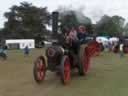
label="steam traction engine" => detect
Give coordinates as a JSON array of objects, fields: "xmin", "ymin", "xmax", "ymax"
[{"xmin": 33, "ymin": 12, "xmax": 101, "ymax": 85}]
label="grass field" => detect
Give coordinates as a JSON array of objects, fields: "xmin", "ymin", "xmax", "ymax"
[{"xmin": 0, "ymin": 49, "xmax": 128, "ymax": 96}]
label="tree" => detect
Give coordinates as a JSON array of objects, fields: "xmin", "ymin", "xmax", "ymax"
[
  {"xmin": 111, "ymin": 16, "xmax": 125, "ymax": 35},
  {"xmin": 3, "ymin": 2, "xmax": 50, "ymax": 43},
  {"xmin": 95, "ymin": 15, "xmax": 125, "ymax": 36},
  {"xmin": 0, "ymin": 28, "xmax": 5, "ymax": 45},
  {"xmin": 124, "ymin": 23, "xmax": 128, "ymax": 36}
]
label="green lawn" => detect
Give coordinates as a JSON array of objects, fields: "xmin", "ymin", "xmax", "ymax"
[{"xmin": 0, "ymin": 49, "xmax": 128, "ymax": 96}]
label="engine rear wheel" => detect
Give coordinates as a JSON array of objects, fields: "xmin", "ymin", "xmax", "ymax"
[
  {"xmin": 60, "ymin": 56, "xmax": 71, "ymax": 85},
  {"xmin": 78, "ymin": 45, "xmax": 90, "ymax": 76},
  {"xmin": 33, "ymin": 56, "xmax": 46, "ymax": 83}
]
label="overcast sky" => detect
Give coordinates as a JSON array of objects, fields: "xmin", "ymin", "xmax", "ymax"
[{"xmin": 0, "ymin": 0, "xmax": 128, "ymax": 28}]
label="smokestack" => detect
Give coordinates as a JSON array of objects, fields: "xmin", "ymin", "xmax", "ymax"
[{"xmin": 52, "ymin": 11, "xmax": 59, "ymax": 37}]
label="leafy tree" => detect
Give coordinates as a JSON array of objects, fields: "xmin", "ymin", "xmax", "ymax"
[
  {"xmin": 95, "ymin": 15, "xmax": 125, "ymax": 36},
  {"xmin": 124, "ymin": 23, "xmax": 128, "ymax": 36},
  {"xmin": 3, "ymin": 2, "xmax": 50, "ymax": 43},
  {"xmin": 0, "ymin": 28, "xmax": 5, "ymax": 45}
]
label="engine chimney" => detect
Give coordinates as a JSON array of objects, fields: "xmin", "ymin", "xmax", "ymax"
[{"xmin": 52, "ymin": 11, "xmax": 59, "ymax": 38}]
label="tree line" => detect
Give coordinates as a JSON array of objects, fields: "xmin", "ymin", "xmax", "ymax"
[{"xmin": 0, "ymin": 2, "xmax": 128, "ymax": 45}]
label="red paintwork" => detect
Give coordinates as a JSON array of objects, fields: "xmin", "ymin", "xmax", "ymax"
[
  {"xmin": 82, "ymin": 41, "xmax": 100, "ymax": 74},
  {"xmin": 36, "ymin": 58, "xmax": 45, "ymax": 81},
  {"xmin": 63, "ymin": 56, "xmax": 71, "ymax": 83}
]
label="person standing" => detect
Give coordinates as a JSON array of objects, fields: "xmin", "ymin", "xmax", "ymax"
[
  {"xmin": 0, "ymin": 45, "xmax": 7, "ymax": 60},
  {"xmin": 24, "ymin": 46, "xmax": 30, "ymax": 56},
  {"xmin": 119, "ymin": 43, "xmax": 124, "ymax": 57}
]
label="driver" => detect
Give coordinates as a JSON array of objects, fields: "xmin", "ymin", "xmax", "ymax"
[
  {"xmin": 77, "ymin": 25, "xmax": 88, "ymax": 42},
  {"xmin": 65, "ymin": 25, "xmax": 89, "ymax": 48}
]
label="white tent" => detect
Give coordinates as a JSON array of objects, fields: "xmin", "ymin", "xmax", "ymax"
[
  {"xmin": 109, "ymin": 37, "xmax": 119, "ymax": 43},
  {"xmin": 6, "ymin": 39, "xmax": 35, "ymax": 49},
  {"xmin": 96, "ymin": 37, "xmax": 109, "ymax": 43}
]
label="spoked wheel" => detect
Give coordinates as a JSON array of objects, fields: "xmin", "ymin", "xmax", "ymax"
[
  {"xmin": 60, "ymin": 55, "xmax": 71, "ymax": 85},
  {"xmin": 78, "ymin": 45, "xmax": 91, "ymax": 76},
  {"xmin": 33, "ymin": 56, "xmax": 46, "ymax": 83}
]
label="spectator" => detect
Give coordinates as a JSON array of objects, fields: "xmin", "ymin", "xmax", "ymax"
[
  {"xmin": 119, "ymin": 43, "xmax": 124, "ymax": 57},
  {"xmin": 24, "ymin": 46, "xmax": 30, "ymax": 56},
  {"xmin": 0, "ymin": 45, "xmax": 7, "ymax": 60}
]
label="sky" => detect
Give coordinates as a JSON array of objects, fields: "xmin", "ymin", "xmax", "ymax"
[{"xmin": 0, "ymin": 0, "xmax": 128, "ymax": 28}]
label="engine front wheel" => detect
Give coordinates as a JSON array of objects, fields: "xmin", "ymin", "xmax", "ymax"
[
  {"xmin": 33, "ymin": 56, "xmax": 46, "ymax": 84},
  {"xmin": 60, "ymin": 56, "xmax": 71, "ymax": 85}
]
